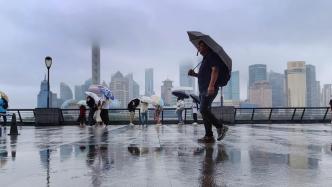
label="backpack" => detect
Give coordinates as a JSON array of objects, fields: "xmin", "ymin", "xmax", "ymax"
[
  {"xmin": 3, "ymin": 99, "xmax": 8, "ymax": 109},
  {"xmin": 217, "ymin": 61, "xmax": 231, "ymax": 87}
]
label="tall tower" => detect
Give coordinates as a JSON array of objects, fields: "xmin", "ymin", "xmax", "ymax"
[
  {"xmin": 248, "ymin": 64, "xmax": 267, "ymax": 87},
  {"xmin": 286, "ymin": 61, "xmax": 306, "ymax": 107},
  {"xmin": 92, "ymin": 44, "xmax": 100, "ymax": 85},
  {"xmin": 223, "ymin": 71, "xmax": 240, "ymax": 101},
  {"xmin": 145, "ymin": 68, "xmax": 154, "ymax": 96}
]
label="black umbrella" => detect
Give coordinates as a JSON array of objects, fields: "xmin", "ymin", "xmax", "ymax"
[
  {"xmin": 128, "ymin": 98, "xmax": 140, "ymax": 109},
  {"xmin": 172, "ymin": 90, "xmax": 189, "ymax": 99},
  {"xmin": 190, "ymin": 94, "xmax": 200, "ymax": 104}
]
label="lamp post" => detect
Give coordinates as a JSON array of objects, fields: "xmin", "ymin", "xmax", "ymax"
[{"xmin": 45, "ymin": 56, "xmax": 52, "ymax": 108}]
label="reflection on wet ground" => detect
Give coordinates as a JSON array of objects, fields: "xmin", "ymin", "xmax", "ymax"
[{"xmin": 1, "ymin": 124, "xmax": 332, "ymax": 186}]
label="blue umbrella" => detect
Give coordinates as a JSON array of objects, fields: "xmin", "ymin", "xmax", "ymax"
[{"xmin": 100, "ymin": 87, "xmax": 114, "ymax": 100}]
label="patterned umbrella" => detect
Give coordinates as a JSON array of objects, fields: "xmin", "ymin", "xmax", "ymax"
[{"xmin": 150, "ymin": 95, "xmax": 164, "ymax": 107}]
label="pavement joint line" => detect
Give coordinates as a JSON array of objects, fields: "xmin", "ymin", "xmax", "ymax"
[{"xmin": 37, "ymin": 125, "xmax": 130, "ymax": 152}]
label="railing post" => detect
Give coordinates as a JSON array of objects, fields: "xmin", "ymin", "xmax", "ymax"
[
  {"xmin": 17, "ymin": 110, "xmax": 23, "ymax": 123},
  {"xmin": 268, "ymin": 108, "xmax": 273, "ymax": 121},
  {"xmin": 138, "ymin": 108, "xmax": 141, "ymax": 125},
  {"xmin": 234, "ymin": 108, "xmax": 237, "ymax": 123},
  {"xmin": 161, "ymin": 109, "xmax": 164, "ymax": 124},
  {"xmin": 291, "ymin": 108, "xmax": 297, "ymax": 121},
  {"xmin": 251, "ymin": 108, "xmax": 255, "ymax": 121},
  {"xmin": 323, "ymin": 107, "xmax": 329, "ymax": 121},
  {"xmin": 300, "ymin": 108, "xmax": 306, "ymax": 121},
  {"xmin": 184, "ymin": 108, "xmax": 187, "ymax": 124}
]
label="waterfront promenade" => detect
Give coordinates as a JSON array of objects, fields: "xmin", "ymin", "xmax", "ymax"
[{"xmin": 1, "ymin": 124, "xmax": 332, "ymax": 186}]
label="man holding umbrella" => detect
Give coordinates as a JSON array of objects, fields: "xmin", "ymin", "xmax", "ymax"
[{"xmin": 187, "ymin": 31, "xmax": 230, "ymax": 143}]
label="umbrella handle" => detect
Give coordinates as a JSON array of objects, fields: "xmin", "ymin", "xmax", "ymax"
[{"xmin": 193, "ymin": 62, "xmax": 201, "ymax": 71}]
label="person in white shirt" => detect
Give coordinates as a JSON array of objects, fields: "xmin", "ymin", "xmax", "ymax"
[
  {"xmin": 176, "ymin": 98, "xmax": 185, "ymax": 124},
  {"xmin": 192, "ymin": 101, "xmax": 199, "ymax": 124}
]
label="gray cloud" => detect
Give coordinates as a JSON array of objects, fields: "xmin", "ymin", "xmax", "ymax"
[{"xmin": 1, "ymin": 0, "xmax": 332, "ymax": 107}]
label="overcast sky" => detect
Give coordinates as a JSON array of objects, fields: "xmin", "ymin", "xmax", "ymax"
[{"xmin": 1, "ymin": 0, "xmax": 332, "ymax": 108}]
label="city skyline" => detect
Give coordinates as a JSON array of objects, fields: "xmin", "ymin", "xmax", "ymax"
[{"xmin": 1, "ymin": 0, "xmax": 332, "ymax": 108}]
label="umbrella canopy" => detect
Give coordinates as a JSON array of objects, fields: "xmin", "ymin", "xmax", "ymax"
[
  {"xmin": 100, "ymin": 86, "xmax": 115, "ymax": 100},
  {"xmin": 190, "ymin": 94, "xmax": 200, "ymax": 104},
  {"xmin": 128, "ymin": 98, "xmax": 140, "ymax": 107},
  {"xmin": 140, "ymin": 96, "xmax": 152, "ymax": 104},
  {"xmin": 172, "ymin": 90, "xmax": 189, "ymax": 99},
  {"xmin": 85, "ymin": 91, "xmax": 100, "ymax": 104},
  {"xmin": 187, "ymin": 31, "xmax": 232, "ymax": 72},
  {"xmin": 77, "ymin": 100, "xmax": 87, "ymax": 106},
  {"xmin": 150, "ymin": 95, "xmax": 164, "ymax": 107},
  {"xmin": 0, "ymin": 91, "xmax": 9, "ymax": 101},
  {"xmin": 88, "ymin": 85, "xmax": 103, "ymax": 95}
]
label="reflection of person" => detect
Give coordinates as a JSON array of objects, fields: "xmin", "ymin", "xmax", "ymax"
[
  {"xmin": 176, "ymin": 98, "xmax": 185, "ymax": 125},
  {"xmin": 86, "ymin": 96, "xmax": 96, "ymax": 126},
  {"xmin": 78, "ymin": 105, "xmax": 87, "ymax": 127},
  {"xmin": 329, "ymin": 99, "xmax": 332, "ymax": 124},
  {"xmin": 0, "ymin": 97, "xmax": 8, "ymax": 129},
  {"xmin": 127, "ymin": 101, "xmax": 136, "ymax": 126},
  {"xmin": 192, "ymin": 101, "xmax": 199, "ymax": 124},
  {"xmin": 188, "ymin": 41, "xmax": 228, "ymax": 143},
  {"xmin": 140, "ymin": 102, "xmax": 148, "ymax": 126},
  {"xmin": 154, "ymin": 105, "xmax": 162, "ymax": 125}
]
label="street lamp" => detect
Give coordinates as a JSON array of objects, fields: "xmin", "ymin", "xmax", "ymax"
[{"xmin": 45, "ymin": 56, "xmax": 52, "ymax": 108}]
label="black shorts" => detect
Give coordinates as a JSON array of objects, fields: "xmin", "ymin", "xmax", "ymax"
[{"xmin": 101, "ymin": 109, "xmax": 109, "ymax": 125}]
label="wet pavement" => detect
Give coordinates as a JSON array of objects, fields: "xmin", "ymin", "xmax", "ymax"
[{"xmin": 1, "ymin": 124, "xmax": 332, "ymax": 187}]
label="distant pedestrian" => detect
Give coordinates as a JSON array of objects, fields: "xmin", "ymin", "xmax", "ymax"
[
  {"xmin": 0, "ymin": 97, "xmax": 8, "ymax": 129},
  {"xmin": 94, "ymin": 100, "xmax": 103, "ymax": 126},
  {"xmin": 329, "ymin": 99, "xmax": 332, "ymax": 124},
  {"xmin": 78, "ymin": 105, "xmax": 86, "ymax": 127},
  {"xmin": 192, "ymin": 101, "xmax": 199, "ymax": 124},
  {"xmin": 100, "ymin": 96, "xmax": 110, "ymax": 126},
  {"xmin": 128, "ymin": 100, "xmax": 136, "ymax": 126},
  {"xmin": 86, "ymin": 96, "xmax": 96, "ymax": 126},
  {"xmin": 176, "ymin": 98, "xmax": 185, "ymax": 125},
  {"xmin": 140, "ymin": 102, "xmax": 148, "ymax": 126},
  {"xmin": 154, "ymin": 105, "xmax": 162, "ymax": 125},
  {"xmin": 188, "ymin": 41, "xmax": 228, "ymax": 143}
]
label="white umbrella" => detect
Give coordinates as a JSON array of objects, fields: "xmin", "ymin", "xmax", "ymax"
[
  {"xmin": 77, "ymin": 100, "xmax": 87, "ymax": 106},
  {"xmin": 150, "ymin": 95, "xmax": 164, "ymax": 107},
  {"xmin": 85, "ymin": 91, "xmax": 100, "ymax": 104},
  {"xmin": 140, "ymin": 96, "xmax": 152, "ymax": 104}
]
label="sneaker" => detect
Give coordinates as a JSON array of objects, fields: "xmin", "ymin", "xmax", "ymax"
[
  {"xmin": 129, "ymin": 123, "xmax": 134, "ymax": 126},
  {"xmin": 198, "ymin": 136, "xmax": 215, "ymax": 143},
  {"xmin": 217, "ymin": 126, "xmax": 228, "ymax": 141},
  {"xmin": 192, "ymin": 122, "xmax": 198, "ymax": 125}
]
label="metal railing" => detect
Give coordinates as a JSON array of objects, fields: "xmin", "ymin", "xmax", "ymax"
[{"xmin": 0, "ymin": 107, "xmax": 331, "ymax": 125}]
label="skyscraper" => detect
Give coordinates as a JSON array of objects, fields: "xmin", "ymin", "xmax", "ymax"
[
  {"xmin": 125, "ymin": 73, "xmax": 134, "ymax": 100},
  {"xmin": 145, "ymin": 68, "xmax": 154, "ymax": 96},
  {"xmin": 248, "ymin": 64, "xmax": 267, "ymax": 87},
  {"xmin": 286, "ymin": 61, "xmax": 306, "ymax": 107},
  {"xmin": 37, "ymin": 76, "xmax": 57, "ymax": 108},
  {"xmin": 60, "ymin": 82, "xmax": 73, "ymax": 101},
  {"xmin": 92, "ymin": 44, "xmax": 100, "ymax": 85},
  {"xmin": 179, "ymin": 63, "xmax": 195, "ymax": 91},
  {"xmin": 268, "ymin": 71, "xmax": 285, "ymax": 107},
  {"xmin": 321, "ymin": 84, "xmax": 332, "ymax": 107},
  {"xmin": 161, "ymin": 79, "xmax": 175, "ymax": 106},
  {"xmin": 133, "ymin": 81, "xmax": 140, "ymax": 99},
  {"xmin": 248, "ymin": 80, "xmax": 272, "ymax": 107},
  {"xmin": 223, "ymin": 71, "xmax": 240, "ymax": 101},
  {"xmin": 110, "ymin": 71, "xmax": 129, "ymax": 108},
  {"xmin": 306, "ymin": 65, "xmax": 320, "ymax": 107},
  {"xmin": 74, "ymin": 79, "xmax": 92, "ymax": 101}
]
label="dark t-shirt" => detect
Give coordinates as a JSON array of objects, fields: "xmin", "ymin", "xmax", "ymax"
[{"xmin": 198, "ymin": 52, "xmax": 220, "ymax": 94}]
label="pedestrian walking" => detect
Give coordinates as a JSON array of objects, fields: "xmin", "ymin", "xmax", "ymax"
[
  {"xmin": 154, "ymin": 105, "xmax": 162, "ymax": 125},
  {"xmin": 176, "ymin": 98, "xmax": 185, "ymax": 124},
  {"xmin": 188, "ymin": 39, "xmax": 230, "ymax": 143},
  {"xmin": 100, "ymin": 96, "xmax": 110, "ymax": 126},
  {"xmin": 0, "ymin": 97, "xmax": 8, "ymax": 129},
  {"xmin": 78, "ymin": 105, "xmax": 86, "ymax": 127},
  {"xmin": 86, "ymin": 96, "xmax": 96, "ymax": 126},
  {"xmin": 140, "ymin": 102, "xmax": 148, "ymax": 126},
  {"xmin": 192, "ymin": 101, "xmax": 199, "ymax": 124},
  {"xmin": 94, "ymin": 100, "xmax": 103, "ymax": 126}
]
